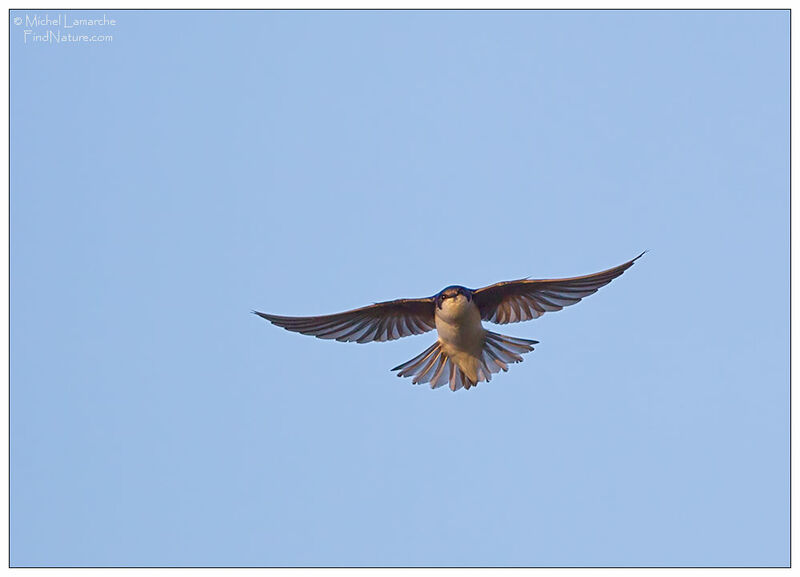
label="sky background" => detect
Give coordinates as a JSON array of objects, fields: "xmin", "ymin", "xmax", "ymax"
[{"xmin": 10, "ymin": 9, "xmax": 789, "ymax": 567}]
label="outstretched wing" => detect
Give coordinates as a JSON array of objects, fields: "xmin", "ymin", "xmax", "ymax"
[
  {"xmin": 253, "ymin": 297, "xmax": 436, "ymax": 343},
  {"xmin": 473, "ymin": 252, "xmax": 644, "ymax": 325}
]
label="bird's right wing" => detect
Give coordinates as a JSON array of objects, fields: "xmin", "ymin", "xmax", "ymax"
[{"xmin": 253, "ymin": 297, "xmax": 436, "ymax": 343}]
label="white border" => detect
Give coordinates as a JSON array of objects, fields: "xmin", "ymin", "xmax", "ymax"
[{"xmin": 3, "ymin": 3, "xmax": 792, "ymax": 576}]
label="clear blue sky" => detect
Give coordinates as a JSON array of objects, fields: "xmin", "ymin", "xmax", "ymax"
[{"xmin": 10, "ymin": 9, "xmax": 788, "ymax": 567}]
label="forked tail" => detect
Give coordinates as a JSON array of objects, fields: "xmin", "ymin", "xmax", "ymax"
[{"xmin": 391, "ymin": 331, "xmax": 538, "ymax": 392}]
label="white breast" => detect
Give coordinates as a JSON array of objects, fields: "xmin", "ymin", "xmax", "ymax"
[{"xmin": 434, "ymin": 295, "xmax": 485, "ymax": 356}]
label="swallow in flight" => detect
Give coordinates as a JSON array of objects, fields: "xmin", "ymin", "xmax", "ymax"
[{"xmin": 255, "ymin": 253, "xmax": 644, "ymax": 392}]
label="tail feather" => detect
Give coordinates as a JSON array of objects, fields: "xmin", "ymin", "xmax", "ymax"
[
  {"xmin": 391, "ymin": 331, "xmax": 538, "ymax": 392},
  {"xmin": 393, "ymin": 341, "xmax": 438, "ymax": 379}
]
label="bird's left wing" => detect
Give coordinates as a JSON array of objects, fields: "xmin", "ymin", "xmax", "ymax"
[
  {"xmin": 473, "ymin": 252, "xmax": 644, "ymax": 325},
  {"xmin": 253, "ymin": 297, "xmax": 436, "ymax": 343}
]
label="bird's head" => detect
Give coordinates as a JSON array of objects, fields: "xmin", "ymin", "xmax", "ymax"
[{"xmin": 435, "ymin": 285, "xmax": 473, "ymax": 309}]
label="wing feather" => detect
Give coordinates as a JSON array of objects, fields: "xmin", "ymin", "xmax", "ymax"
[
  {"xmin": 254, "ymin": 297, "xmax": 436, "ymax": 343},
  {"xmin": 474, "ymin": 252, "xmax": 644, "ymax": 325}
]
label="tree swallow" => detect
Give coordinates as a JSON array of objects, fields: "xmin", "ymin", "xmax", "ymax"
[{"xmin": 255, "ymin": 253, "xmax": 644, "ymax": 392}]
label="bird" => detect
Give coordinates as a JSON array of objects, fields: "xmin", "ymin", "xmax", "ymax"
[{"xmin": 254, "ymin": 252, "xmax": 644, "ymax": 392}]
